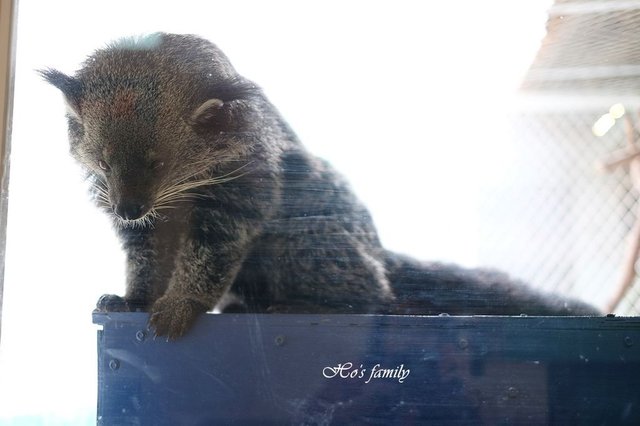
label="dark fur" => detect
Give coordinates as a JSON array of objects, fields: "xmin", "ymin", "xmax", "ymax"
[{"xmin": 42, "ymin": 33, "xmax": 599, "ymax": 339}]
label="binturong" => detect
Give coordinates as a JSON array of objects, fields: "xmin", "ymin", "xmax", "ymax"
[{"xmin": 41, "ymin": 33, "xmax": 600, "ymax": 339}]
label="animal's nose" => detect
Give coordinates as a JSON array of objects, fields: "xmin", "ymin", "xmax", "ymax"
[{"xmin": 112, "ymin": 202, "xmax": 147, "ymax": 220}]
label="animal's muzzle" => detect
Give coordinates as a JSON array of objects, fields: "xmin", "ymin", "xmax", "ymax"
[{"xmin": 112, "ymin": 202, "xmax": 147, "ymax": 221}]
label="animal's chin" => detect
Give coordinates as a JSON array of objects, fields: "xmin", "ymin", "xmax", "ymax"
[{"xmin": 112, "ymin": 209, "xmax": 156, "ymax": 228}]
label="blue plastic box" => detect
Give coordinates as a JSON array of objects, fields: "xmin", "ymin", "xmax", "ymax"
[{"xmin": 94, "ymin": 313, "xmax": 640, "ymax": 425}]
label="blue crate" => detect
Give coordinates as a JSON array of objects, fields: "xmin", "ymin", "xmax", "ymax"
[{"xmin": 94, "ymin": 313, "xmax": 640, "ymax": 425}]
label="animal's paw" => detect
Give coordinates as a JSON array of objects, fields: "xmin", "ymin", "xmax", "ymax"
[
  {"xmin": 96, "ymin": 294, "xmax": 130, "ymax": 312},
  {"xmin": 149, "ymin": 295, "xmax": 209, "ymax": 340},
  {"xmin": 96, "ymin": 294, "xmax": 148, "ymax": 312}
]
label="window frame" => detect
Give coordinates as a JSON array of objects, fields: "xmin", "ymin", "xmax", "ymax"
[{"xmin": 0, "ymin": 0, "xmax": 18, "ymax": 344}]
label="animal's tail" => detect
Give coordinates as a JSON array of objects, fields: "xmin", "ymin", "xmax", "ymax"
[{"xmin": 384, "ymin": 252, "xmax": 601, "ymax": 316}]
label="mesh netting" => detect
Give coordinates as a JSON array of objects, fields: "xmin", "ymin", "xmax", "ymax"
[
  {"xmin": 479, "ymin": 1, "xmax": 640, "ymax": 314},
  {"xmin": 477, "ymin": 111, "xmax": 640, "ymax": 314}
]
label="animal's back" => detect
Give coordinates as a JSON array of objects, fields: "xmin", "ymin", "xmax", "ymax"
[{"xmin": 228, "ymin": 149, "xmax": 394, "ymax": 313}]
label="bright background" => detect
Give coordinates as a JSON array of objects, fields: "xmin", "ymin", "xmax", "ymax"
[{"xmin": 0, "ymin": 1, "xmax": 552, "ymax": 423}]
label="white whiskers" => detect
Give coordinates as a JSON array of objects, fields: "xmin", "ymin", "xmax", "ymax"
[
  {"xmin": 114, "ymin": 208, "xmax": 160, "ymax": 229},
  {"xmin": 90, "ymin": 160, "xmax": 252, "ymax": 229},
  {"xmin": 154, "ymin": 161, "xmax": 251, "ymax": 209}
]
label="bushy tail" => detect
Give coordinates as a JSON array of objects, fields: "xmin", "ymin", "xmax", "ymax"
[{"xmin": 384, "ymin": 252, "xmax": 601, "ymax": 316}]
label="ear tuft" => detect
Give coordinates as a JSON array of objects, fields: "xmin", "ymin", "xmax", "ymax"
[
  {"xmin": 38, "ymin": 68, "xmax": 82, "ymax": 98},
  {"xmin": 38, "ymin": 68, "xmax": 83, "ymax": 119},
  {"xmin": 190, "ymin": 98, "xmax": 225, "ymax": 127}
]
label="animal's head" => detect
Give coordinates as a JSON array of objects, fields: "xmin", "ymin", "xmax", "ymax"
[{"xmin": 41, "ymin": 33, "xmax": 259, "ymax": 226}]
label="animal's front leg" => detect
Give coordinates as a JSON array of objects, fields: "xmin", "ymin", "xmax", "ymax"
[
  {"xmin": 96, "ymin": 228, "xmax": 161, "ymax": 313},
  {"xmin": 149, "ymin": 223, "xmax": 251, "ymax": 339}
]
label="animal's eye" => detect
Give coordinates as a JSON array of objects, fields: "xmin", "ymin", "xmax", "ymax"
[
  {"xmin": 152, "ymin": 161, "xmax": 165, "ymax": 170},
  {"xmin": 98, "ymin": 160, "xmax": 111, "ymax": 171}
]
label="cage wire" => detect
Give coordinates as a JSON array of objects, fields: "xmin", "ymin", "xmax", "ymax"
[{"xmin": 476, "ymin": 0, "xmax": 640, "ymax": 315}]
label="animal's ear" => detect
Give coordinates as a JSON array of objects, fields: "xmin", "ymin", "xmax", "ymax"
[
  {"xmin": 39, "ymin": 68, "xmax": 83, "ymax": 121},
  {"xmin": 190, "ymin": 98, "xmax": 225, "ymax": 129}
]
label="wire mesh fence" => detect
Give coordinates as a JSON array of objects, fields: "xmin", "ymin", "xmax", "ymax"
[
  {"xmin": 476, "ymin": 0, "xmax": 640, "ymax": 315},
  {"xmin": 477, "ymin": 109, "xmax": 639, "ymax": 314}
]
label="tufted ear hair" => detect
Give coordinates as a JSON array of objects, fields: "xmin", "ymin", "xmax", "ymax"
[{"xmin": 39, "ymin": 68, "xmax": 83, "ymax": 121}]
